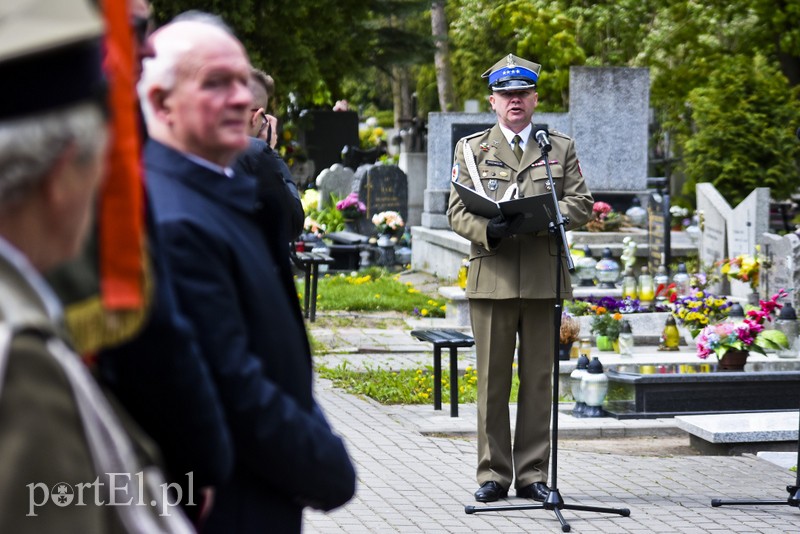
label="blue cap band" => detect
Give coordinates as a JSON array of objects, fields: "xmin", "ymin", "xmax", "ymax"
[{"xmin": 488, "ymin": 66, "xmax": 538, "ymax": 86}]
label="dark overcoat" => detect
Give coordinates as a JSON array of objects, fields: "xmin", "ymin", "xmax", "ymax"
[{"xmin": 145, "ymin": 140, "xmax": 356, "ymax": 533}]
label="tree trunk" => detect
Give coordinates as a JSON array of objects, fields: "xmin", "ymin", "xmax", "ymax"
[
  {"xmin": 431, "ymin": 1, "xmax": 455, "ymax": 112},
  {"xmin": 392, "ymin": 65, "xmax": 412, "ymax": 132}
]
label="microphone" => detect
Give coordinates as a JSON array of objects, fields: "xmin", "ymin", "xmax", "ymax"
[{"xmin": 534, "ymin": 126, "xmax": 552, "ymax": 153}]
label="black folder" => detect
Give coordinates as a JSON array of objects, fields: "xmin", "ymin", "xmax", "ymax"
[{"xmin": 452, "ymin": 181, "xmax": 557, "ymax": 233}]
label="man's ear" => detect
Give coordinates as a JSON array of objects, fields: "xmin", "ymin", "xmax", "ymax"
[
  {"xmin": 39, "ymin": 142, "xmax": 78, "ymax": 209},
  {"xmin": 250, "ymin": 107, "xmax": 265, "ymax": 128},
  {"xmin": 149, "ymin": 87, "xmax": 171, "ymax": 121}
]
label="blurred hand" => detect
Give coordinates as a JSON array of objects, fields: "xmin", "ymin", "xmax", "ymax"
[{"xmin": 487, "ymin": 213, "xmax": 524, "ymax": 239}]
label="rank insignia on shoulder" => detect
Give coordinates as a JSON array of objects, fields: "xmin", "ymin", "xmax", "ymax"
[
  {"xmin": 479, "ymin": 142, "xmax": 490, "ymax": 152},
  {"xmin": 451, "ymin": 163, "xmax": 460, "ymax": 182}
]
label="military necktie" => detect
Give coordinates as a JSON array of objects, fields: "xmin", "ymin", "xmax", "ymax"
[{"xmin": 512, "ymin": 134, "xmax": 523, "ymax": 162}]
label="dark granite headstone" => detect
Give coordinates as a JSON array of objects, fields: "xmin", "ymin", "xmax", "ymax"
[
  {"xmin": 341, "ymin": 145, "xmax": 383, "ymax": 171},
  {"xmin": 647, "ymin": 190, "xmax": 671, "ymax": 275},
  {"xmin": 299, "ymin": 109, "xmax": 359, "ymax": 172},
  {"xmin": 450, "ymin": 123, "xmax": 494, "ymax": 160},
  {"xmin": 355, "ymin": 164, "xmax": 408, "ymax": 233}
]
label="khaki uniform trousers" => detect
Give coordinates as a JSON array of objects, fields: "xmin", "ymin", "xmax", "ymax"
[{"xmin": 471, "ymin": 297, "xmax": 555, "ymax": 491}]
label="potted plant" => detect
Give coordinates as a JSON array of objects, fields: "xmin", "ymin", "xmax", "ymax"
[
  {"xmin": 696, "ymin": 289, "xmax": 790, "ymax": 370},
  {"xmin": 335, "ymin": 192, "xmax": 366, "ymax": 232},
  {"xmin": 559, "ymin": 312, "xmax": 581, "ymax": 360},
  {"xmin": 589, "ymin": 306, "xmax": 622, "ymax": 351},
  {"xmin": 671, "ymin": 290, "xmax": 732, "ymax": 340},
  {"xmin": 371, "ymin": 210, "xmax": 405, "ymax": 239}
]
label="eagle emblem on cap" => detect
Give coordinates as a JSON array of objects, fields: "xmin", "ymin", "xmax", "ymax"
[{"xmin": 505, "ymin": 54, "xmax": 517, "ymax": 67}]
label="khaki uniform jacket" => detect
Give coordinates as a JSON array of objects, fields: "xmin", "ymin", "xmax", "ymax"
[
  {"xmin": 447, "ymin": 124, "xmax": 594, "ymax": 300},
  {"xmin": 0, "ymin": 251, "xmax": 192, "ymax": 533}
]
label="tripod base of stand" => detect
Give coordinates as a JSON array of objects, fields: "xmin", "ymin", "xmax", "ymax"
[
  {"xmin": 711, "ymin": 485, "xmax": 799, "ymax": 509},
  {"xmin": 465, "ymin": 488, "xmax": 631, "ymax": 532}
]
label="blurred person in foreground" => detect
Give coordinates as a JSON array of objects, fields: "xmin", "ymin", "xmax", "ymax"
[
  {"xmin": 0, "ymin": 0, "xmax": 193, "ymax": 531},
  {"xmin": 138, "ymin": 13, "xmax": 355, "ymax": 533},
  {"xmin": 46, "ymin": 0, "xmax": 233, "ymax": 524}
]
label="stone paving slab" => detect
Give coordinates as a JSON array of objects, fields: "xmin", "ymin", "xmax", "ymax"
[
  {"xmin": 306, "ymin": 313, "xmax": 799, "ymax": 532},
  {"xmin": 305, "ymin": 376, "xmax": 799, "ymax": 534},
  {"xmin": 675, "ymin": 411, "xmax": 800, "ymax": 444}
]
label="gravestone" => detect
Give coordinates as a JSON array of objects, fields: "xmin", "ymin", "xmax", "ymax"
[
  {"xmin": 696, "ymin": 183, "xmax": 730, "ymax": 269},
  {"xmin": 355, "ymin": 164, "xmax": 408, "ymax": 233},
  {"xmin": 399, "ymin": 152, "xmax": 426, "ymax": 227},
  {"xmin": 299, "ymin": 109, "xmax": 359, "ymax": 173},
  {"xmin": 569, "ymin": 66, "xmax": 650, "ymax": 193},
  {"xmin": 760, "ymin": 232, "xmax": 800, "ymax": 311},
  {"xmin": 316, "ymin": 164, "xmax": 356, "ymax": 209},
  {"xmin": 647, "ymin": 189, "xmax": 670, "ymax": 275},
  {"xmin": 728, "ymin": 188, "xmax": 770, "ymax": 258},
  {"xmin": 696, "ymin": 184, "xmax": 770, "ymax": 300}
]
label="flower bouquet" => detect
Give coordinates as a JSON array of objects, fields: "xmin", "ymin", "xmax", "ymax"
[
  {"xmin": 696, "ymin": 290, "xmax": 790, "ymax": 361},
  {"xmin": 335, "ymin": 192, "xmax": 366, "ymax": 220},
  {"xmin": 560, "ymin": 312, "xmax": 581, "ymax": 345},
  {"xmin": 671, "ymin": 290, "xmax": 731, "ymax": 338},
  {"xmin": 371, "ymin": 210, "xmax": 405, "ymax": 236},
  {"xmin": 583, "ymin": 201, "xmax": 624, "ymax": 232},
  {"xmin": 718, "ymin": 253, "xmax": 761, "ymax": 292}
]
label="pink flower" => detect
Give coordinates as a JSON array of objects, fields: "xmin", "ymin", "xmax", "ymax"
[{"xmin": 592, "ymin": 201, "xmax": 612, "ymax": 217}]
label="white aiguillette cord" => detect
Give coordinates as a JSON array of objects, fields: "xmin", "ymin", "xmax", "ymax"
[{"xmin": 459, "ymin": 139, "xmax": 519, "ymax": 202}]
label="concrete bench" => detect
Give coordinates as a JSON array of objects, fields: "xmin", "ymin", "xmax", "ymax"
[
  {"xmin": 410, "ymin": 329, "xmax": 475, "ymax": 417},
  {"xmin": 291, "ymin": 250, "xmax": 335, "ymax": 322},
  {"xmin": 675, "ymin": 411, "xmax": 800, "ymax": 455}
]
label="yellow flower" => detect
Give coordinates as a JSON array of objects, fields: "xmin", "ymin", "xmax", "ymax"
[{"xmin": 421, "ymin": 309, "xmax": 429, "ymax": 316}]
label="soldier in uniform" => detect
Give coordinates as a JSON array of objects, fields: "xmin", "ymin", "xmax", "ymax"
[{"xmin": 447, "ymin": 54, "xmax": 594, "ymax": 503}]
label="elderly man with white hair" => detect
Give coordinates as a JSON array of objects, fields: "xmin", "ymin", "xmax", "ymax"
[{"xmin": 138, "ymin": 13, "xmax": 356, "ymax": 533}]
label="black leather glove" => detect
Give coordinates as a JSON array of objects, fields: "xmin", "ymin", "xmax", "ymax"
[{"xmin": 486, "ymin": 213, "xmax": 524, "ymax": 239}]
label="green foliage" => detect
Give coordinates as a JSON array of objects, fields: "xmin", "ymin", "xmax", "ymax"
[
  {"xmin": 317, "ymin": 362, "xmax": 513, "ymax": 405},
  {"xmin": 151, "ymin": 0, "xmax": 432, "ymax": 110},
  {"xmin": 298, "ymin": 268, "xmax": 447, "ymax": 317},
  {"xmin": 300, "ymin": 190, "xmax": 345, "ymax": 234},
  {"xmin": 450, "ymin": 0, "xmax": 586, "ymax": 111},
  {"xmin": 590, "ymin": 311, "xmax": 622, "ymax": 340},
  {"xmin": 682, "ymin": 54, "xmax": 800, "ymax": 206}
]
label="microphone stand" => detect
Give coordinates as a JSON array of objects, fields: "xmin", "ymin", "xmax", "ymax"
[
  {"xmin": 710, "ymin": 407, "xmax": 799, "ymax": 510},
  {"xmin": 464, "ymin": 138, "xmax": 631, "ymax": 532}
]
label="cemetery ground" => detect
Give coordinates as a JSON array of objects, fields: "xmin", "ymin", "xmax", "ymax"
[{"xmin": 301, "ymin": 269, "xmax": 799, "ymax": 533}]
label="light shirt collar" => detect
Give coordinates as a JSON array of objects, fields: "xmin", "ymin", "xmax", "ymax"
[
  {"xmin": 0, "ymin": 235, "xmax": 63, "ymax": 322},
  {"xmin": 184, "ymin": 153, "xmax": 235, "ymax": 178},
  {"xmin": 498, "ymin": 122, "xmax": 532, "ymax": 151}
]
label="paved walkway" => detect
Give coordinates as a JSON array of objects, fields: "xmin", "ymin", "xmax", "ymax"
[{"xmin": 302, "ymin": 317, "xmax": 799, "ymax": 533}]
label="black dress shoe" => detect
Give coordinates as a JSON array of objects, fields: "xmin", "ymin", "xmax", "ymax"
[
  {"xmin": 474, "ymin": 481, "xmax": 508, "ymax": 503},
  {"xmin": 517, "ymin": 482, "xmax": 550, "ymax": 501}
]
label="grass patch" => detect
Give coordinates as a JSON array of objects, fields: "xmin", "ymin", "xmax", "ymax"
[
  {"xmin": 317, "ymin": 361, "xmax": 520, "ymax": 405},
  {"xmin": 297, "ymin": 267, "xmax": 446, "ymax": 318}
]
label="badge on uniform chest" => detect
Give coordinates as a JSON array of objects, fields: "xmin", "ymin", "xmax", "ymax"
[{"xmin": 488, "ymin": 179, "xmax": 498, "ymax": 191}]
